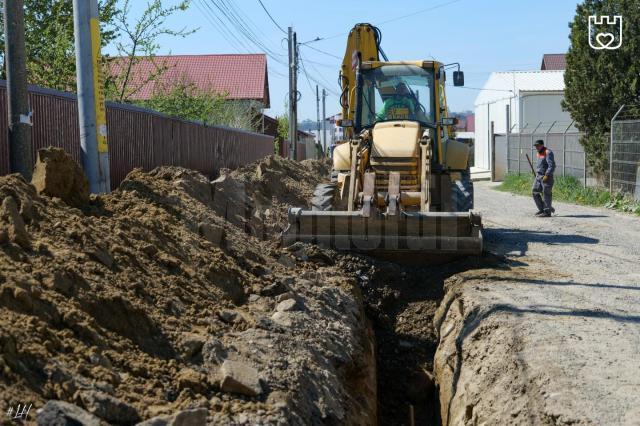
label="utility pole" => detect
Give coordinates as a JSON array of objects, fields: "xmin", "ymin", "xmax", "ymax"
[
  {"xmin": 4, "ymin": 0, "xmax": 33, "ymax": 179},
  {"xmin": 287, "ymin": 26, "xmax": 298, "ymax": 160},
  {"xmin": 73, "ymin": 0, "xmax": 110, "ymax": 193},
  {"xmin": 316, "ymin": 85, "xmax": 321, "ymax": 157},
  {"xmin": 322, "ymin": 88, "xmax": 327, "ymax": 154}
]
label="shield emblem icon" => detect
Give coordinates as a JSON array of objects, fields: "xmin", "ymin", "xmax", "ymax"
[{"xmin": 588, "ymin": 15, "xmax": 623, "ymax": 50}]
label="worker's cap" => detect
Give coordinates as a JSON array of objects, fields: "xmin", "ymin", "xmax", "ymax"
[{"xmin": 533, "ymin": 139, "xmax": 545, "ymax": 147}]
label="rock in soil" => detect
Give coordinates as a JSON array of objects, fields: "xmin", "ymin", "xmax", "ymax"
[
  {"xmin": 219, "ymin": 360, "xmax": 262, "ymax": 397},
  {"xmin": 31, "ymin": 147, "xmax": 89, "ymax": 208},
  {"xmin": 36, "ymin": 400, "xmax": 103, "ymax": 426},
  {"xmin": 275, "ymin": 298, "xmax": 299, "ymax": 312},
  {"xmin": 0, "ymin": 194, "xmax": 30, "ymax": 248},
  {"xmin": 136, "ymin": 407, "xmax": 207, "ymax": 426},
  {"xmin": 80, "ymin": 390, "xmax": 140, "ymax": 424}
]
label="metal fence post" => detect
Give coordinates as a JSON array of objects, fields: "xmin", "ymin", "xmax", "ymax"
[
  {"xmin": 562, "ymin": 121, "xmax": 573, "ymax": 178},
  {"xmin": 506, "ymin": 130, "xmax": 510, "ymax": 174},
  {"xmin": 546, "ymin": 120, "xmax": 555, "ymax": 171},
  {"xmin": 610, "ymin": 105, "xmax": 625, "ymax": 194},
  {"xmin": 583, "ymin": 150, "xmax": 587, "ymax": 187},
  {"xmin": 547, "ymin": 121, "xmax": 556, "ymax": 138},
  {"xmin": 531, "ymin": 122, "xmax": 542, "ymax": 168},
  {"xmin": 517, "ymin": 129, "xmax": 521, "ymax": 174}
]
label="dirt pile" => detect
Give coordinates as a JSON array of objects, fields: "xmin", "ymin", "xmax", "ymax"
[
  {"xmin": 433, "ymin": 257, "xmax": 542, "ymax": 425},
  {"xmin": 212, "ymin": 156, "xmax": 330, "ymax": 238},
  {"xmin": 31, "ymin": 147, "xmax": 90, "ymax": 209},
  {"xmin": 0, "ymin": 155, "xmax": 374, "ymax": 424}
]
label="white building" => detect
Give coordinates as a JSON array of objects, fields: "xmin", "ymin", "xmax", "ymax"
[
  {"xmin": 474, "ymin": 70, "xmax": 571, "ymax": 173},
  {"xmin": 309, "ymin": 113, "xmax": 344, "ymax": 149}
]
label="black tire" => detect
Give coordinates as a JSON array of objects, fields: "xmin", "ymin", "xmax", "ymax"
[
  {"xmin": 451, "ymin": 170, "xmax": 474, "ymax": 212},
  {"xmin": 311, "ymin": 183, "xmax": 338, "ymax": 211}
]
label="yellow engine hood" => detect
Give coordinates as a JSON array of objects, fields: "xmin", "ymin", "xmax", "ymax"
[{"xmin": 371, "ymin": 121, "xmax": 421, "ymax": 159}]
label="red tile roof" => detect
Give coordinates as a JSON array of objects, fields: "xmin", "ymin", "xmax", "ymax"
[
  {"xmin": 465, "ymin": 114, "xmax": 475, "ymax": 132},
  {"xmin": 113, "ymin": 54, "xmax": 270, "ymax": 107},
  {"xmin": 541, "ymin": 54, "xmax": 566, "ymax": 71}
]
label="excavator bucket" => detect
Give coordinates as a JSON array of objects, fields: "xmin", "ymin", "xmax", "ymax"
[{"xmin": 282, "ymin": 208, "xmax": 483, "ymax": 257}]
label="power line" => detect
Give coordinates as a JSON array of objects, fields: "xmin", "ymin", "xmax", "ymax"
[
  {"xmin": 298, "ymin": 54, "xmax": 316, "ymax": 95},
  {"xmin": 257, "ymin": 0, "xmax": 287, "ymax": 34},
  {"xmin": 199, "ymin": 0, "xmax": 340, "ymax": 113},
  {"xmin": 197, "ymin": 0, "xmax": 291, "ymax": 85},
  {"xmin": 448, "ymin": 85, "xmax": 514, "ymax": 93},
  {"xmin": 268, "ymin": 64, "xmax": 287, "ymax": 78},
  {"xmin": 210, "ymin": 0, "xmax": 286, "ymax": 61},
  {"xmin": 222, "ymin": 0, "xmax": 284, "ymax": 57},
  {"xmin": 226, "ymin": 0, "xmax": 273, "ymax": 41},
  {"xmin": 376, "ymin": 0, "xmax": 463, "ymax": 25},
  {"xmin": 197, "ymin": 0, "xmax": 290, "ymax": 74},
  {"xmin": 301, "ymin": 57, "xmax": 336, "ymax": 69},
  {"xmin": 301, "ymin": 44, "xmax": 342, "ymax": 60},
  {"xmin": 299, "ymin": 52, "xmax": 339, "ymax": 98},
  {"xmin": 307, "ymin": 0, "xmax": 467, "ymax": 43},
  {"xmin": 299, "ymin": 50, "xmax": 339, "ymax": 96},
  {"xmin": 205, "ymin": 0, "xmax": 278, "ymax": 59},
  {"xmin": 196, "ymin": 1, "xmax": 255, "ymax": 54}
]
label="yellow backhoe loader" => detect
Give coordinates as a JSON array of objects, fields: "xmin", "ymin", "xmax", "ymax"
[{"xmin": 283, "ymin": 23, "xmax": 482, "ymax": 256}]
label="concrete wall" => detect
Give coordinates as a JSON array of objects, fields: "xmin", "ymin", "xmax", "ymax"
[
  {"xmin": 475, "ymin": 91, "xmax": 570, "ymax": 174},
  {"xmin": 520, "ymin": 92, "xmax": 572, "ymax": 129},
  {"xmin": 474, "ymin": 97, "xmax": 516, "ymax": 171}
]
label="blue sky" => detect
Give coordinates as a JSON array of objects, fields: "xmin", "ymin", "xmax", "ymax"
[{"xmin": 120, "ymin": 0, "xmax": 580, "ymax": 120}]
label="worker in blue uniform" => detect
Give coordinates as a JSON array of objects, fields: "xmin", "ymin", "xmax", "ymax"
[{"xmin": 532, "ymin": 139, "xmax": 556, "ymax": 217}]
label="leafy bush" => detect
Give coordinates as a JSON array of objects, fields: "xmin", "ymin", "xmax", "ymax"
[
  {"xmin": 496, "ymin": 173, "xmax": 640, "ymax": 216},
  {"xmin": 138, "ymin": 81, "xmax": 261, "ymax": 131},
  {"xmin": 605, "ymin": 195, "xmax": 640, "ymax": 215}
]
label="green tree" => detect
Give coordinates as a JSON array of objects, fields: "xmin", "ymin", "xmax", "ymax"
[
  {"xmin": 277, "ymin": 114, "xmax": 289, "ymax": 141},
  {"xmin": 563, "ymin": 0, "xmax": 640, "ymax": 174},
  {"xmin": 0, "ymin": 0, "xmax": 193, "ymax": 97},
  {"xmin": 0, "ymin": 0, "xmax": 118, "ymax": 91},
  {"xmin": 138, "ymin": 80, "xmax": 261, "ymax": 131},
  {"xmin": 275, "ymin": 114, "xmax": 289, "ymax": 154},
  {"xmin": 107, "ymin": 0, "xmax": 196, "ymax": 102},
  {"xmin": 273, "ymin": 114, "xmax": 289, "ymax": 155}
]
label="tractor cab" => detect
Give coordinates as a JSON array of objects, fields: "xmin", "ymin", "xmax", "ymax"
[{"xmin": 356, "ymin": 62, "xmax": 437, "ymax": 131}]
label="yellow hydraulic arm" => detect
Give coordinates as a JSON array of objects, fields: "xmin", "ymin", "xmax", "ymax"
[{"xmin": 340, "ymin": 24, "xmax": 386, "ymax": 139}]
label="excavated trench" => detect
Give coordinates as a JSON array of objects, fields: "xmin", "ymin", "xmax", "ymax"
[
  {"xmin": 341, "ymin": 254, "xmax": 485, "ymax": 425},
  {"xmin": 0, "ymin": 151, "xmax": 500, "ymax": 424}
]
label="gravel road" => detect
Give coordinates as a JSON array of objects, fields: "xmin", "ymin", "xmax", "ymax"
[{"xmin": 434, "ymin": 181, "xmax": 640, "ymax": 425}]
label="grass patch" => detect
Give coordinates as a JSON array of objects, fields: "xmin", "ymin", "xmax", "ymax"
[{"xmin": 496, "ymin": 173, "xmax": 640, "ymax": 216}]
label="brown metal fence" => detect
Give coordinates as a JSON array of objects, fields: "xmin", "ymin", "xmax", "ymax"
[
  {"xmin": 280, "ymin": 139, "xmax": 308, "ymax": 161},
  {"xmin": 0, "ymin": 81, "xmax": 275, "ymax": 188}
]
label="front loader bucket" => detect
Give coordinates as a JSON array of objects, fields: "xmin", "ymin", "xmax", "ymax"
[{"xmin": 282, "ymin": 208, "xmax": 483, "ymax": 256}]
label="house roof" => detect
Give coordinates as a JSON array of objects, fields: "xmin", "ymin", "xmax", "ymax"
[
  {"xmin": 465, "ymin": 114, "xmax": 475, "ymax": 132},
  {"xmin": 114, "ymin": 54, "xmax": 270, "ymax": 107},
  {"xmin": 541, "ymin": 54, "xmax": 567, "ymax": 70},
  {"xmin": 474, "ymin": 70, "xmax": 565, "ymax": 106}
]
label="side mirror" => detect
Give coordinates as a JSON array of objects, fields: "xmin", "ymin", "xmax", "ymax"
[
  {"xmin": 453, "ymin": 71, "xmax": 465, "ymax": 87},
  {"xmin": 337, "ymin": 119, "xmax": 353, "ymax": 128},
  {"xmin": 441, "ymin": 117, "xmax": 459, "ymax": 126}
]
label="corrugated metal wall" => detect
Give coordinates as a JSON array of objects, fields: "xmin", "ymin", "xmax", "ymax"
[{"xmin": 0, "ymin": 81, "xmax": 275, "ymax": 188}]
